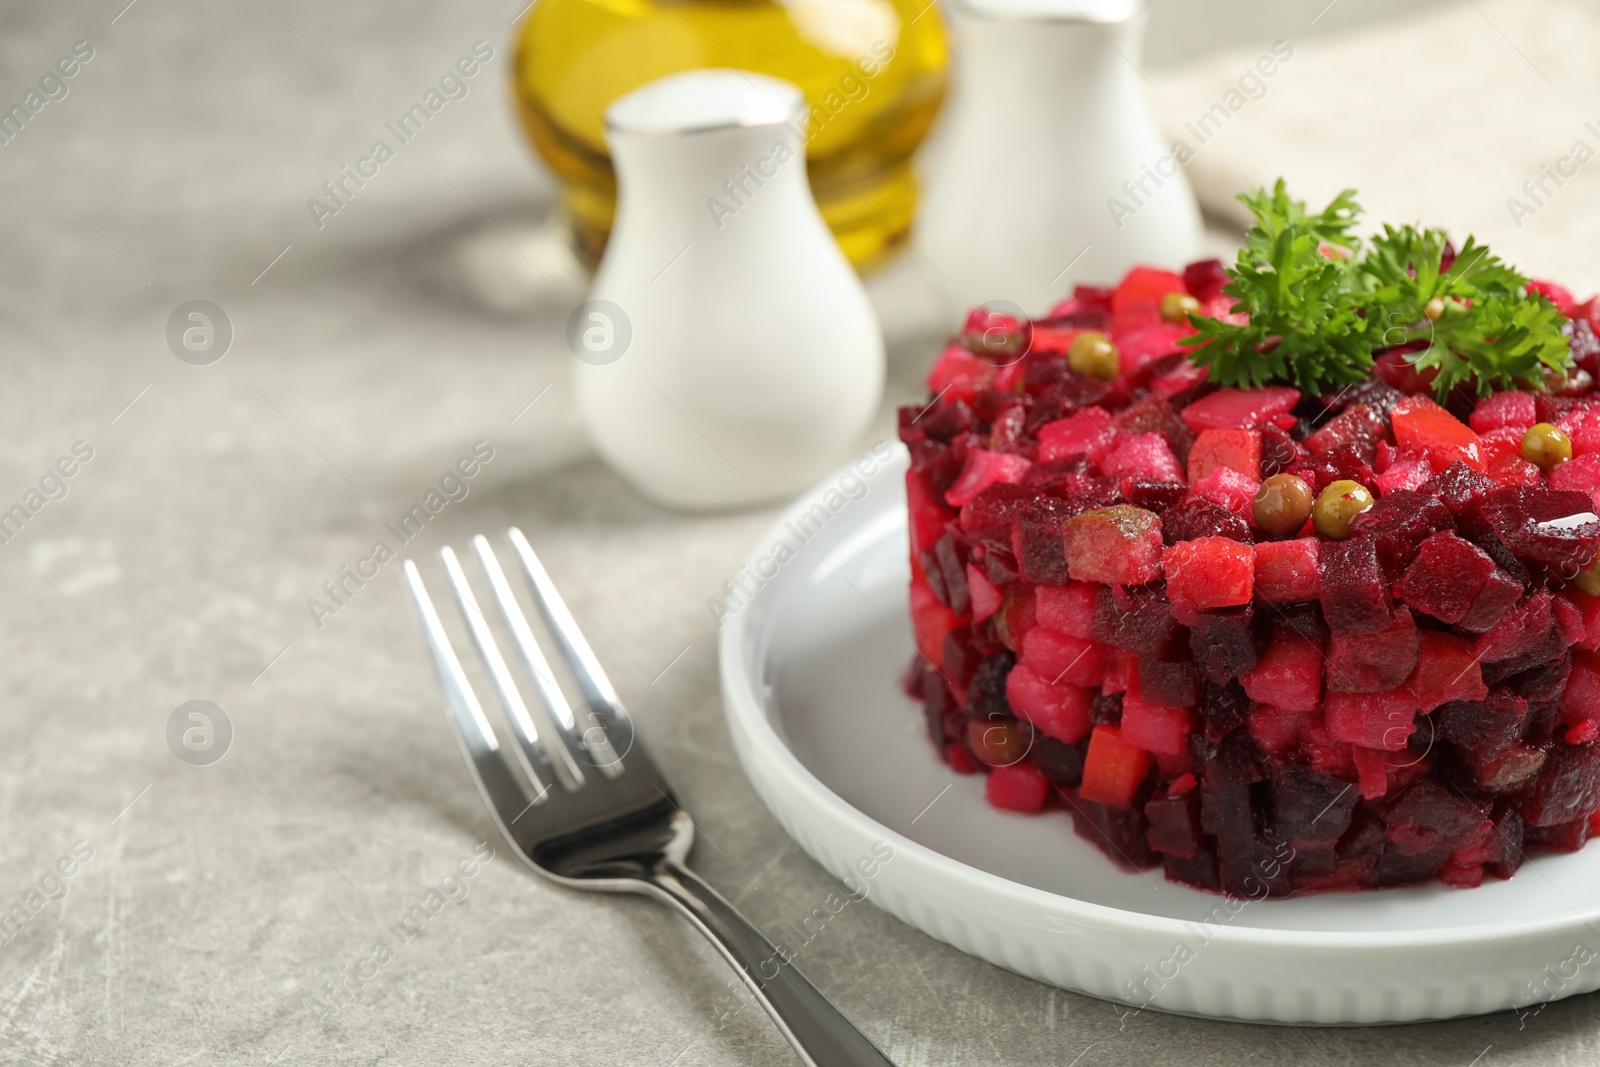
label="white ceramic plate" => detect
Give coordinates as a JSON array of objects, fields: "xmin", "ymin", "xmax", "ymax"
[{"xmin": 718, "ymin": 444, "xmax": 1600, "ymax": 1025}]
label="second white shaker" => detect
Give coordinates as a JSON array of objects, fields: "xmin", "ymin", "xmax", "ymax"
[
  {"xmin": 573, "ymin": 71, "xmax": 885, "ymax": 512},
  {"xmin": 917, "ymin": 0, "xmax": 1203, "ymax": 319}
]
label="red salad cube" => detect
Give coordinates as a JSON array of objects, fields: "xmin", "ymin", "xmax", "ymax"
[
  {"xmin": 1062, "ymin": 506, "xmax": 1164, "ymax": 585},
  {"xmin": 1325, "ymin": 688, "xmax": 1420, "ymax": 751},
  {"xmin": 1391, "ymin": 394, "xmax": 1487, "ymax": 472},
  {"xmin": 1551, "ymin": 453, "xmax": 1600, "ymax": 512},
  {"xmin": 966, "ymin": 564, "xmax": 1002, "ymax": 622},
  {"xmin": 1098, "ymin": 432, "xmax": 1185, "ymax": 484},
  {"xmin": 1162, "ymin": 536, "xmax": 1254, "ymax": 624},
  {"xmin": 1253, "ymin": 539, "xmax": 1321, "ymax": 603},
  {"xmin": 1373, "ymin": 450, "xmax": 1434, "ymax": 496},
  {"xmin": 1121, "ymin": 682, "xmax": 1193, "ymax": 755},
  {"xmin": 1562, "ymin": 651, "xmax": 1600, "ymax": 726},
  {"xmin": 1188, "ymin": 465, "xmax": 1260, "ymax": 522},
  {"xmin": 1327, "ymin": 608, "xmax": 1419, "ymax": 694},
  {"xmin": 1242, "ymin": 632, "xmax": 1323, "ymax": 712},
  {"xmin": 1188, "ymin": 429, "xmax": 1263, "ymax": 482},
  {"xmin": 910, "ymin": 578, "xmax": 960, "ymax": 668},
  {"xmin": 1470, "ymin": 391, "xmax": 1537, "ymax": 435},
  {"xmin": 1020, "ymin": 626, "xmax": 1104, "ymax": 687},
  {"xmin": 1180, "ymin": 387, "xmax": 1302, "ymax": 432},
  {"xmin": 1408, "ymin": 631, "xmax": 1488, "ymax": 711},
  {"xmin": 1035, "ymin": 583, "xmax": 1099, "ymax": 638},
  {"xmin": 1006, "ymin": 663, "xmax": 1091, "ymax": 743},
  {"xmin": 1038, "ymin": 408, "xmax": 1116, "ymax": 464},
  {"xmin": 945, "ymin": 448, "xmax": 1032, "ymax": 506},
  {"xmin": 926, "ymin": 345, "xmax": 993, "ymax": 402},
  {"xmin": 1080, "ymin": 724, "xmax": 1153, "ymax": 805},
  {"xmin": 986, "ymin": 762, "xmax": 1051, "ymax": 813}
]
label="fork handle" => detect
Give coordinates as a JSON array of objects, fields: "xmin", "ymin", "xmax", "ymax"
[{"xmin": 644, "ymin": 862, "xmax": 898, "ymax": 1067}]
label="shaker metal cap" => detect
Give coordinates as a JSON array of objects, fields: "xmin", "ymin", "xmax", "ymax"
[{"xmin": 606, "ymin": 69, "xmax": 805, "ymax": 137}]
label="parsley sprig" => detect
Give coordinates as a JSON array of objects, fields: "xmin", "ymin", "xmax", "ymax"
[{"xmin": 1184, "ymin": 180, "xmax": 1572, "ymax": 398}]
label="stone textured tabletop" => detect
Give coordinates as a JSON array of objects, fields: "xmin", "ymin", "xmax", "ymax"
[{"xmin": 1, "ymin": 0, "xmax": 1596, "ymax": 1064}]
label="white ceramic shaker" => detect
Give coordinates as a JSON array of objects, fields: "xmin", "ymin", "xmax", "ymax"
[
  {"xmin": 573, "ymin": 70, "xmax": 884, "ymax": 511},
  {"xmin": 917, "ymin": 0, "xmax": 1203, "ymax": 319}
]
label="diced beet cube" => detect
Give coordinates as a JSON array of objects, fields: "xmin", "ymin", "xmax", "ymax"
[
  {"xmin": 1145, "ymin": 785, "xmax": 1203, "ymax": 857},
  {"xmin": 959, "ymin": 483, "xmax": 1065, "ymax": 550},
  {"xmin": 1551, "ymin": 453, "xmax": 1600, "ymax": 513},
  {"xmin": 1267, "ymin": 760, "xmax": 1358, "ymax": 848},
  {"xmin": 910, "ymin": 579, "xmax": 960, "ymax": 668},
  {"xmin": 1420, "ymin": 461, "xmax": 1496, "ymax": 517},
  {"xmin": 1020, "ymin": 626, "xmax": 1104, "ymax": 687},
  {"xmin": 1410, "ymin": 631, "xmax": 1489, "ymax": 711},
  {"xmin": 1136, "ymin": 656, "xmax": 1200, "ymax": 709},
  {"xmin": 966, "ymin": 651, "xmax": 1016, "ymax": 720},
  {"xmin": 1254, "ymin": 538, "xmax": 1321, "ymax": 604},
  {"xmin": 1474, "ymin": 591, "xmax": 1557, "ymax": 666},
  {"xmin": 1121, "ymin": 480, "xmax": 1188, "ymax": 514},
  {"xmin": 986, "ymin": 762, "xmax": 1051, "ymax": 813},
  {"xmin": 1116, "ymin": 325, "xmax": 1191, "ymax": 378},
  {"xmin": 1080, "ymin": 724, "xmax": 1154, "ymax": 805},
  {"xmin": 1373, "ymin": 449, "xmax": 1434, "ymax": 497},
  {"xmin": 1351, "ymin": 745, "xmax": 1406, "ymax": 800},
  {"xmin": 1188, "ymin": 428, "xmax": 1262, "ymax": 482},
  {"xmin": 1522, "ymin": 741, "xmax": 1600, "ymax": 827},
  {"xmin": 1111, "ymin": 395, "xmax": 1195, "ymax": 461},
  {"xmin": 1188, "ymin": 466, "xmax": 1260, "ymax": 523},
  {"xmin": 1395, "ymin": 531, "xmax": 1496, "ymax": 624},
  {"xmin": 1006, "ymin": 663, "xmax": 1091, "ymax": 743},
  {"xmin": 1182, "ymin": 258, "xmax": 1229, "ymax": 301},
  {"xmin": 1391, "ymin": 394, "xmax": 1487, "ymax": 473},
  {"xmin": 1162, "ymin": 536, "xmax": 1254, "ymax": 624},
  {"xmin": 1320, "ymin": 537, "xmax": 1392, "ymax": 635},
  {"xmin": 1470, "ymin": 391, "xmax": 1537, "ymax": 435},
  {"xmin": 1099, "ymin": 432, "xmax": 1185, "ymax": 484},
  {"xmin": 945, "ymin": 448, "xmax": 1032, "ymax": 506},
  {"xmin": 1247, "ymin": 702, "xmax": 1317, "ymax": 755},
  {"xmin": 1162, "ymin": 495, "xmax": 1252, "ymax": 545},
  {"xmin": 966, "ymin": 564, "xmax": 1002, "ymax": 622},
  {"xmin": 1566, "ymin": 592, "xmax": 1600, "ymax": 651},
  {"xmin": 1347, "ymin": 490, "xmax": 1455, "ymax": 580},
  {"xmin": 1558, "ymin": 406, "xmax": 1600, "ymax": 457},
  {"xmin": 1458, "ymin": 567, "xmax": 1525, "ymax": 634},
  {"xmin": 1328, "ymin": 608, "xmax": 1419, "ymax": 694},
  {"xmin": 1305, "ymin": 402, "xmax": 1386, "ymax": 463},
  {"xmin": 1038, "ymin": 408, "xmax": 1116, "ymax": 464},
  {"xmin": 1466, "ymin": 485, "xmax": 1600, "ymax": 574},
  {"xmin": 1091, "ymin": 584, "xmax": 1182, "ymax": 657},
  {"xmin": 1062, "ymin": 505, "xmax": 1164, "ymax": 585},
  {"xmin": 1029, "ymin": 735, "xmax": 1085, "ymax": 787},
  {"xmin": 906, "ymin": 469, "xmax": 954, "ymax": 559},
  {"xmin": 1011, "ymin": 518, "xmax": 1071, "ymax": 586},
  {"xmin": 1070, "ymin": 793, "xmax": 1160, "ymax": 869},
  {"xmin": 926, "ymin": 345, "xmax": 994, "ymax": 402},
  {"xmin": 1180, "ymin": 387, "xmax": 1301, "ymax": 432},
  {"xmin": 1241, "ymin": 632, "xmax": 1323, "ymax": 712},
  {"xmin": 1032, "ymin": 582, "xmax": 1097, "ymax": 640},
  {"xmin": 1387, "ymin": 780, "xmax": 1491, "ymax": 856},
  {"xmin": 1188, "ymin": 607, "xmax": 1259, "ymax": 685},
  {"xmin": 1563, "ymin": 651, "xmax": 1600, "ymax": 726},
  {"xmin": 1121, "ymin": 682, "xmax": 1193, "ymax": 756},
  {"xmin": 927, "ymin": 533, "xmax": 970, "ymax": 615},
  {"xmin": 1325, "ymin": 688, "xmax": 1420, "ymax": 751}
]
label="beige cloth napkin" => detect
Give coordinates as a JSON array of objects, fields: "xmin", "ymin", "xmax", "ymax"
[{"xmin": 1149, "ymin": 0, "xmax": 1600, "ymax": 295}]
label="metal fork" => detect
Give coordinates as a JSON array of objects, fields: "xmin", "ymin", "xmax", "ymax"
[{"xmin": 401, "ymin": 527, "xmax": 897, "ymax": 1067}]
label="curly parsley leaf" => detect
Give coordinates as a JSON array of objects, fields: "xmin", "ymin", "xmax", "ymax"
[{"xmin": 1182, "ymin": 180, "xmax": 1572, "ymax": 398}]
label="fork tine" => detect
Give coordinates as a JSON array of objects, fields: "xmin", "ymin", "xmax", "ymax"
[
  {"xmin": 439, "ymin": 546, "xmax": 556, "ymax": 800},
  {"xmin": 506, "ymin": 528, "xmax": 627, "ymax": 772},
  {"xmin": 471, "ymin": 534, "xmax": 586, "ymax": 791},
  {"xmin": 400, "ymin": 560, "xmax": 542, "ymax": 834}
]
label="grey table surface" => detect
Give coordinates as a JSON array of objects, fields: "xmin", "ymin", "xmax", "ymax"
[{"xmin": 1, "ymin": 0, "xmax": 1595, "ymax": 1064}]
